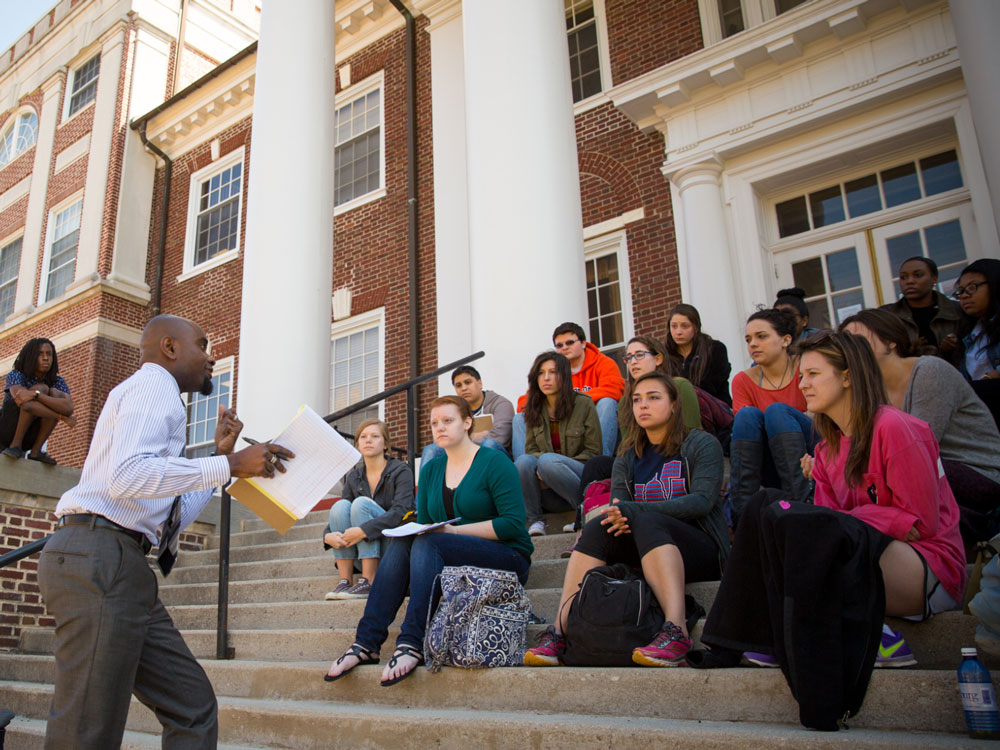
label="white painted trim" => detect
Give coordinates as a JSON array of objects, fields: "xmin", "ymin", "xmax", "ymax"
[
  {"xmin": 183, "ymin": 146, "xmax": 245, "ymax": 276},
  {"xmin": 334, "ymin": 71, "xmax": 386, "ymax": 211},
  {"xmin": 568, "ymin": 0, "xmax": 612, "ymax": 111},
  {"xmin": 38, "ymin": 190, "xmax": 84, "ymax": 306},
  {"xmin": 329, "ymin": 306, "xmax": 386, "ymax": 420},
  {"xmin": 60, "ymin": 47, "xmax": 102, "ymax": 124},
  {"xmin": 0, "ymin": 316, "xmax": 142, "ymax": 374},
  {"xmin": 582, "ymin": 207, "xmax": 645, "ymax": 240},
  {"xmin": 0, "ymin": 106, "xmax": 40, "ymax": 167},
  {"xmin": 53, "ymin": 133, "xmax": 90, "ymax": 173},
  {"xmin": 0, "ymin": 175, "xmax": 30, "ymax": 212},
  {"xmin": 181, "ymin": 354, "xmax": 236, "ymax": 456},
  {"xmin": 584, "ymin": 230, "xmax": 634, "ymax": 350}
]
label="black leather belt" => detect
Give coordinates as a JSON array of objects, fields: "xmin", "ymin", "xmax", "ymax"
[{"xmin": 57, "ymin": 513, "xmax": 153, "ymax": 554}]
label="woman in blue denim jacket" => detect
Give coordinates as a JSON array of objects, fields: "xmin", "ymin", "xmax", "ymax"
[{"xmin": 956, "ymin": 258, "xmax": 1000, "ymax": 429}]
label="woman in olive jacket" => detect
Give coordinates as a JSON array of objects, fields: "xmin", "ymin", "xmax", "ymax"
[{"xmin": 515, "ymin": 351, "xmax": 602, "ymax": 535}]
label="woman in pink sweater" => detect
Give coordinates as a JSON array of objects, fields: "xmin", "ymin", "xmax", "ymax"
[{"xmin": 799, "ymin": 332, "xmax": 966, "ymax": 621}]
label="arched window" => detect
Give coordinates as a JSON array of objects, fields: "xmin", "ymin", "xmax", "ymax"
[{"xmin": 0, "ymin": 110, "xmax": 38, "ymax": 168}]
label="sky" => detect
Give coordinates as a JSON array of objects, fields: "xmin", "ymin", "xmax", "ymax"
[{"xmin": 0, "ymin": 0, "xmax": 59, "ymax": 53}]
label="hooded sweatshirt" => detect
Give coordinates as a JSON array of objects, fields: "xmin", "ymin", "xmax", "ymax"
[{"xmin": 516, "ymin": 342, "xmax": 625, "ymax": 411}]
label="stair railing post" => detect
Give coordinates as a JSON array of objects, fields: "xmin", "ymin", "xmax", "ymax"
[
  {"xmin": 407, "ymin": 384, "xmax": 417, "ymax": 475},
  {"xmin": 216, "ymin": 485, "xmax": 234, "ymax": 659}
]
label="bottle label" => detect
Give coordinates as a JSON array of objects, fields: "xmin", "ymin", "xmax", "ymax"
[{"xmin": 961, "ymin": 684, "xmax": 997, "ymax": 712}]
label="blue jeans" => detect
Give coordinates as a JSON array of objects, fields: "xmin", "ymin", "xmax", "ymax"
[
  {"xmin": 515, "ymin": 453, "xmax": 585, "ymax": 524},
  {"xmin": 328, "ymin": 497, "xmax": 387, "ymax": 561},
  {"xmin": 511, "ymin": 412, "xmax": 526, "ymax": 459},
  {"xmin": 594, "ymin": 397, "xmax": 618, "ymax": 457},
  {"xmin": 354, "ymin": 532, "xmax": 530, "ymax": 651},
  {"xmin": 421, "ymin": 438, "xmax": 508, "ymax": 467}
]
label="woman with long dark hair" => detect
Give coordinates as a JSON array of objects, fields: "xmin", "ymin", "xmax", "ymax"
[
  {"xmin": 324, "ymin": 395, "xmax": 531, "ymax": 685},
  {"xmin": 1, "ymin": 338, "xmax": 75, "ymax": 464},
  {"xmin": 525, "ymin": 372, "xmax": 727, "ymax": 667},
  {"xmin": 842, "ymin": 308, "xmax": 1000, "ymax": 545},
  {"xmin": 728, "ymin": 308, "xmax": 814, "ymax": 522},
  {"xmin": 665, "ymin": 303, "xmax": 732, "ymax": 406},
  {"xmin": 515, "ymin": 352, "xmax": 601, "ymax": 536}
]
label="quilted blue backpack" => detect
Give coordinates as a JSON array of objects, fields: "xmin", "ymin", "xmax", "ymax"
[{"xmin": 424, "ymin": 565, "xmax": 531, "ymax": 671}]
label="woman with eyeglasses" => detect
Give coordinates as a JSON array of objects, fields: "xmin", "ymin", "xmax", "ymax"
[
  {"xmin": 665, "ymin": 304, "xmax": 732, "ymax": 406},
  {"xmin": 879, "ymin": 256, "xmax": 961, "ymax": 363},
  {"xmin": 841, "ymin": 308, "xmax": 1000, "ymax": 546},
  {"xmin": 728, "ymin": 308, "xmax": 814, "ymax": 524},
  {"xmin": 955, "ymin": 258, "xmax": 1000, "ymax": 430},
  {"xmin": 515, "ymin": 352, "xmax": 602, "ymax": 536}
]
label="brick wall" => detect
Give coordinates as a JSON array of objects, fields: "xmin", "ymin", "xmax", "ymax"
[
  {"xmin": 0, "ymin": 501, "xmax": 55, "ymax": 649},
  {"xmin": 606, "ymin": 0, "xmax": 704, "ymax": 82}
]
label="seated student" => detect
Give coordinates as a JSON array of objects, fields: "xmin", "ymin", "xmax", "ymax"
[
  {"xmin": 322, "ymin": 418, "xmax": 415, "ymax": 600},
  {"xmin": 513, "ymin": 322, "xmax": 624, "ymax": 458},
  {"xmin": 421, "ymin": 365, "xmax": 514, "ymax": 465},
  {"xmin": 1, "ymin": 338, "xmax": 75, "ymax": 464},
  {"xmin": 880, "ymin": 256, "xmax": 961, "ymax": 362},
  {"xmin": 524, "ymin": 372, "xmax": 728, "ymax": 667},
  {"xmin": 955, "ymin": 259, "xmax": 1000, "ymax": 429},
  {"xmin": 774, "ymin": 287, "xmax": 823, "ymax": 341},
  {"xmin": 515, "ymin": 352, "xmax": 602, "ymax": 536},
  {"xmin": 701, "ymin": 333, "xmax": 966, "ymax": 721},
  {"xmin": 324, "ymin": 395, "xmax": 531, "ymax": 686},
  {"xmin": 842, "ymin": 308, "xmax": 1000, "ymax": 545},
  {"xmin": 665, "ymin": 303, "xmax": 732, "ymax": 406},
  {"xmin": 729, "ymin": 309, "xmax": 814, "ymax": 522}
]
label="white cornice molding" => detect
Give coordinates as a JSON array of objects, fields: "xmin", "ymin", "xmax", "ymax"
[{"xmin": 0, "ymin": 316, "xmax": 142, "ymax": 373}]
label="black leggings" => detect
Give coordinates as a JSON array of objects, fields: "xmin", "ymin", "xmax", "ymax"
[
  {"xmin": 944, "ymin": 459, "xmax": 1000, "ymax": 544},
  {"xmin": 574, "ymin": 512, "xmax": 721, "ymax": 582}
]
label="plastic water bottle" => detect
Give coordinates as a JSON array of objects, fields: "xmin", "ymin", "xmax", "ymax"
[{"xmin": 958, "ymin": 647, "xmax": 1000, "ymax": 739}]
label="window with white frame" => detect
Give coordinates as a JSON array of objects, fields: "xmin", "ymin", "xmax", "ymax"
[
  {"xmin": 0, "ymin": 236, "xmax": 21, "ymax": 323},
  {"xmin": 0, "ymin": 110, "xmax": 38, "ymax": 168},
  {"xmin": 185, "ymin": 357, "xmax": 233, "ymax": 459},
  {"xmin": 700, "ymin": 0, "xmax": 811, "ymax": 44},
  {"xmin": 44, "ymin": 200, "xmax": 82, "ymax": 302},
  {"xmin": 334, "ymin": 75, "xmax": 383, "ymax": 208},
  {"xmin": 566, "ymin": 0, "xmax": 602, "ymax": 103},
  {"xmin": 584, "ymin": 232, "xmax": 633, "ymax": 350},
  {"xmin": 68, "ymin": 54, "xmax": 100, "ymax": 117},
  {"xmin": 185, "ymin": 148, "xmax": 244, "ymax": 274},
  {"xmin": 330, "ymin": 309, "xmax": 384, "ymax": 438}
]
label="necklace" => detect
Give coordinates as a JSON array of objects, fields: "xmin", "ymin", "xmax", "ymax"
[{"xmin": 758, "ymin": 355, "xmax": 790, "ymax": 390}]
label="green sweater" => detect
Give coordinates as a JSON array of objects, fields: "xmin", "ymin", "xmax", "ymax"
[{"xmin": 417, "ymin": 447, "xmax": 534, "ymax": 560}]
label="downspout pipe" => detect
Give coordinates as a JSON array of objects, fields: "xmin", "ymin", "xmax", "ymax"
[
  {"xmin": 137, "ymin": 121, "xmax": 172, "ymax": 315},
  {"xmin": 389, "ymin": 0, "xmax": 420, "ymax": 464}
]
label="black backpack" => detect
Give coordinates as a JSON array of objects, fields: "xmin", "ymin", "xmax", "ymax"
[{"xmin": 561, "ymin": 563, "xmax": 665, "ymax": 666}]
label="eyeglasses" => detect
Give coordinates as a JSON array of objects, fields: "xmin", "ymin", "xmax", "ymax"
[
  {"xmin": 953, "ymin": 281, "xmax": 988, "ymax": 299},
  {"xmin": 554, "ymin": 339, "xmax": 579, "ymax": 349},
  {"xmin": 622, "ymin": 350, "xmax": 655, "ymax": 363}
]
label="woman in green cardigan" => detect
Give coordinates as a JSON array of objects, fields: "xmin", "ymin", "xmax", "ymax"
[
  {"xmin": 515, "ymin": 351, "xmax": 602, "ymax": 536},
  {"xmin": 324, "ymin": 395, "xmax": 533, "ymax": 687}
]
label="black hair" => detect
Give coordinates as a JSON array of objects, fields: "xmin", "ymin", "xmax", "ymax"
[
  {"xmin": 957, "ymin": 258, "xmax": 1000, "ymax": 348},
  {"xmin": 773, "ymin": 287, "xmax": 809, "ymax": 319},
  {"xmin": 899, "ymin": 255, "xmax": 938, "ymax": 278},
  {"xmin": 523, "ymin": 351, "xmax": 576, "ymax": 428},
  {"xmin": 552, "ymin": 321, "xmax": 587, "ymax": 344},
  {"xmin": 451, "ymin": 365, "xmax": 481, "ymax": 383},
  {"xmin": 747, "ymin": 307, "xmax": 798, "ymax": 339},
  {"xmin": 13, "ymin": 338, "xmax": 60, "ymax": 387}
]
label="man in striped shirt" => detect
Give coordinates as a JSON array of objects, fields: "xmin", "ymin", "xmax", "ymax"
[{"xmin": 37, "ymin": 315, "xmax": 293, "ymax": 750}]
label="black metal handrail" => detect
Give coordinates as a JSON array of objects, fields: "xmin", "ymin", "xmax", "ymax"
[
  {"xmin": 0, "ymin": 536, "xmax": 48, "ymax": 569},
  {"xmin": 213, "ymin": 349, "xmax": 485, "ymax": 658}
]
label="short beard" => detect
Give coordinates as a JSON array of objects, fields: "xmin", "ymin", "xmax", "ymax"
[{"xmin": 200, "ymin": 377, "xmax": 214, "ymax": 397}]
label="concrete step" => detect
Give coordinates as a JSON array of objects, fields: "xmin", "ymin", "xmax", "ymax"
[
  {"xmin": 238, "ymin": 508, "xmax": 330, "ymax": 533},
  {"xmin": 2, "ymin": 715, "xmax": 259, "ymax": 750},
  {"xmin": 0, "ymin": 676, "xmax": 980, "ymax": 745}
]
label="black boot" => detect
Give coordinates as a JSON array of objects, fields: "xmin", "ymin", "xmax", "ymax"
[
  {"xmin": 768, "ymin": 430, "xmax": 813, "ymax": 504},
  {"xmin": 728, "ymin": 439, "xmax": 764, "ymax": 524}
]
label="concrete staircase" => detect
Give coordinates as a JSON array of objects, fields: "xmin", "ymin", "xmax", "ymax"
[{"xmin": 0, "ymin": 508, "xmax": 988, "ymax": 748}]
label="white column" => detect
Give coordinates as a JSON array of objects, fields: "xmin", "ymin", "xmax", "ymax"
[
  {"xmin": 69, "ymin": 26, "xmax": 125, "ymax": 293},
  {"xmin": 424, "ymin": 0, "xmax": 471, "ymax": 397},
  {"xmin": 949, "ymin": 0, "xmax": 1000, "ymax": 246},
  {"xmin": 237, "ymin": 0, "xmax": 335, "ymax": 439},
  {"xmin": 671, "ymin": 160, "xmax": 744, "ymax": 370},
  {"xmin": 10, "ymin": 73, "xmax": 61, "ymax": 322},
  {"xmin": 463, "ymin": 0, "xmax": 587, "ymax": 405}
]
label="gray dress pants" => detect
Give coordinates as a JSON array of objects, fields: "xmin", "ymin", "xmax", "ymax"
[{"xmin": 37, "ymin": 523, "xmax": 217, "ymax": 749}]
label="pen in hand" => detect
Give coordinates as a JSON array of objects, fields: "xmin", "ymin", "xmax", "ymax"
[{"xmin": 242, "ymin": 436, "xmax": 294, "ymax": 460}]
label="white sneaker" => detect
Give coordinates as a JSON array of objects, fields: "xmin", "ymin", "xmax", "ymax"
[
  {"xmin": 528, "ymin": 521, "xmax": 546, "ymax": 536},
  {"xmin": 562, "ymin": 522, "xmax": 576, "ymax": 533}
]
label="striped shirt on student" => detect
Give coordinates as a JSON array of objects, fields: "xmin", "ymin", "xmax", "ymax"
[{"xmin": 55, "ymin": 363, "xmax": 231, "ymax": 545}]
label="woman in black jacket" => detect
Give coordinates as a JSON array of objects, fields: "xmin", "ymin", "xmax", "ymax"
[
  {"xmin": 665, "ymin": 303, "xmax": 732, "ymax": 406},
  {"xmin": 322, "ymin": 418, "xmax": 414, "ymax": 600}
]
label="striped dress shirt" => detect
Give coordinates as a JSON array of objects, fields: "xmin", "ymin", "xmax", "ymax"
[{"xmin": 55, "ymin": 362, "xmax": 231, "ymax": 544}]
